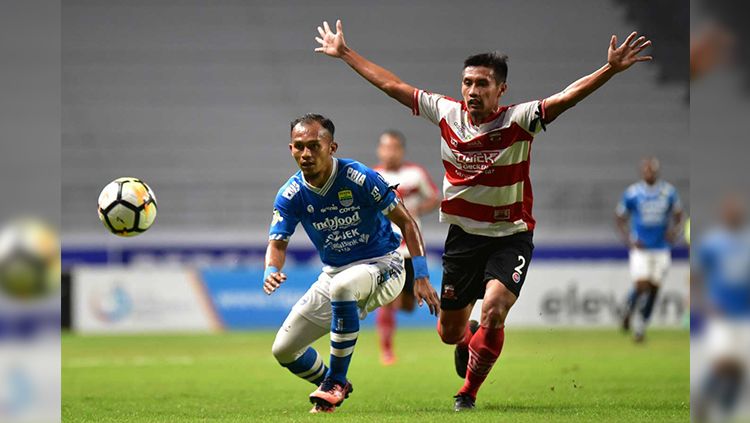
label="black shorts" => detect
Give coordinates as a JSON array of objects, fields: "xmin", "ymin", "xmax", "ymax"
[
  {"xmin": 402, "ymin": 257, "xmax": 415, "ymax": 296},
  {"xmin": 441, "ymin": 225, "xmax": 534, "ymax": 310}
]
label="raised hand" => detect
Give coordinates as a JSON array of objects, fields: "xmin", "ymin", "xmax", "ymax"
[
  {"xmin": 315, "ymin": 19, "xmax": 347, "ymax": 58},
  {"xmin": 608, "ymin": 31, "xmax": 653, "ymax": 73}
]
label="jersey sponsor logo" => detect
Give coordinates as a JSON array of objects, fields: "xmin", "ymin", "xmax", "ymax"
[
  {"xmin": 370, "ymin": 186, "xmax": 382, "ymax": 203},
  {"xmin": 338, "ymin": 189, "xmax": 354, "ymax": 207},
  {"xmin": 282, "ymin": 181, "xmax": 300, "ymax": 200},
  {"xmin": 312, "ymin": 211, "xmax": 361, "ymax": 231},
  {"xmin": 271, "ymin": 209, "xmax": 284, "ymax": 226},
  {"xmin": 321, "ymin": 204, "xmax": 339, "ymax": 213},
  {"xmin": 494, "ymin": 209, "xmax": 510, "ymax": 221},
  {"xmin": 346, "ymin": 168, "xmax": 366, "ymax": 186},
  {"xmin": 326, "ymin": 228, "xmax": 361, "ymax": 243}
]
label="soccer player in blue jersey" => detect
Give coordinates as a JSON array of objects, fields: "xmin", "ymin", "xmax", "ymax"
[
  {"xmin": 693, "ymin": 194, "xmax": 750, "ymax": 421},
  {"xmin": 264, "ymin": 114, "xmax": 440, "ymax": 413},
  {"xmin": 615, "ymin": 157, "xmax": 683, "ymax": 342}
]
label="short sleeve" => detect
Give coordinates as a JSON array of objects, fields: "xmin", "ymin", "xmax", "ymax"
[
  {"xmin": 363, "ymin": 167, "xmax": 399, "ymax": 215},
  {"xmin": 615, "ymin": 189, "xmax": 634, "ymax": 217},
  {"xmin": 507, "ymin": 100, "xmax": 547, "ymax": 135},
  {"xmin": 268, "ymin": 189, "xmax": 300, "ymax": 242},
  {"xmin": 412, "ymin": 89, "xmax": 456, "ymax": 126}
]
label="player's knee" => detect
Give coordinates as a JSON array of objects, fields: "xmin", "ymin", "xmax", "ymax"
[
  {"xmin": 438, "ymin": 323, "xmax": 465, "ymax": 345},
  {"xmin": 271, "ymin": 336, "xmax": 296, "ymax": 364},
  {"xmin": 329, "ymin": 278, "xmax": 357, "ymax": 301},
  {"xmin": 481, "ymin": 302, "xmax": 509, "ymax": 327}
]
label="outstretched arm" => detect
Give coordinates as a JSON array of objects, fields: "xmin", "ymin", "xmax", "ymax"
[
  {"xmin": 263, "ymin": 240, "xmax": 288, "ymax": 295},
  {"xmin": 543, "ymin": 32, "xmax": 653, "ymax": 123},
  {"xmin": 315, "ymin": 20, "xmax": 416, "ymax": 109},
  {"xmin": 387, "ymin": 202, "xmax": 440, "ymax": 316}
]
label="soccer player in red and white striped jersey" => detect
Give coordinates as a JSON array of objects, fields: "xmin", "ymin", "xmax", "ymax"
[
  {"xmin": 373, "ymin": 130, "xmax": 440, "ymax": 365},
  {"xmin": 315, "ymin": 19, "xmax": 653, "ymax": 411}
]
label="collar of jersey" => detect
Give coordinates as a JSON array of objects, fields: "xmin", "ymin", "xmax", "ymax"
[
  {"xmin": 303, "ymin": 157, "xmax": 338, "ymax": 196},
  {"xmin": 639, "ymin": 180, "xmax": 663, "ymax": 193}
]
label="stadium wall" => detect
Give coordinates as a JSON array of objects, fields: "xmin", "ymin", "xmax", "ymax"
[{"xmin": 68, "ymin": 245, "xmax": 689, "ymax": 334}]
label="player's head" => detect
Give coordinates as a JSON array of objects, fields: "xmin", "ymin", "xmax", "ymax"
[
  {"xmin": 640, "ymin": 156, "xmax": 660, "ymax": 184},
  {"xmin": 377, "ymin": 129, "xmax": 406, "ymax": 170},
  {"xmin": 462, "ymin": 52, "xmax": 509, "ymax": 120},
  {"xmin": 289, "ymin": 114, "xmax": 338, "ymax": 179},
  {"xmin": 719, "ymin": 193, "xmax": 746, "ymax": 230}
]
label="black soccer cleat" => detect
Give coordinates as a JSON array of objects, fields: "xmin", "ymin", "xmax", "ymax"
[
  {"xmin": 453, "ymin": 394, "xmax": 476, "ymax": 411},
  {"xmin": 454, "ymin": 319, "xmax": 480, "ymax": 378}
]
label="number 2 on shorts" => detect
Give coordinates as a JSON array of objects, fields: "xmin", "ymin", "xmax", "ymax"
[{"xmin": 514, "ymin": 255, "xmax": 526, "ymax": 275}]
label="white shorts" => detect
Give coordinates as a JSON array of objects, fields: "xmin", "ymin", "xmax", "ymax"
[
  {"xmin": 292, "ymin": 251, "xmax": 406, "ymax": 328},
  {"xmin": 629, "ymin": 248, "xmax": 671, "ymax": 284},
  {"xmin": 705, "ymin": 318, "xmax": 750, "ymax": 364}
]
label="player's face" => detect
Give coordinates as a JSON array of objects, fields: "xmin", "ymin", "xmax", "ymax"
[
  {"xmin": 377, "ymin": 135, "xmax": 404, "ymax": 170},
  {"xmin": 640, "ymin": 159, "xmax": 659, "ymax": 184},
  {"xmin": 289, "ymin": 121, "xmax": 337, "ymax": 179},
  {"xmin": 461, "ymin": 66, "xmax": 506, "ymax": 120}
]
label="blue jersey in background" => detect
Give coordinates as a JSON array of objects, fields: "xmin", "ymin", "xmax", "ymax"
[
  {"xmin": 616, "ymin": 180, "xmax": 682, "ymax": 249},
  {"xmin": 699, "ymin": 227, "xmax": 750, "ymax": 319},
  {"xmin": 269, "ymin": 158, "xmax": 401, "ymax": 268}
]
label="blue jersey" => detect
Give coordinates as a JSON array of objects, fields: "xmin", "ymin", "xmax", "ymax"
[
  {"xmin": 616, "ymin": 180, "xmax": 682, "ymax": 249},
  {"xmin": 269, "ymin": 158, "xmax": 401, "ymax": 267},
  {"xmin": 699, "ymin": 227, "xmax": 750, "ymax": 319}
]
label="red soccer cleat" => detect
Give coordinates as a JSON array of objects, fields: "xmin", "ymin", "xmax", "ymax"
[{"xmin": 309, "ymin": 377, "xmax": 354, "ymax": 411}]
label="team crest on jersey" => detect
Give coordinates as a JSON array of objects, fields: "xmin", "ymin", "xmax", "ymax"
[
  {"xmin": 487, "ymin": 129, "xmax": 503, "ymax": 143},
  {"xmin": 512, "ymin": 272, "xmax": 521, "ymax": 283},
  {"xmin": 442, "ymin": 284, "xmax": 456, "ymax": 300},
  {"xmin": 307, "ymin": 205, "xmax": 314, "ymax": 214},
  {"xmin": 338, "ymin": 189, "xmax": 354, "ymax": 207}
]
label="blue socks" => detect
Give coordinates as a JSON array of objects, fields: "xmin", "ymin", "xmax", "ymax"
[
  {"xmin": 281, "ymin": 347, "xmax": 327, "ymax": 385},
  {"xmin": 327, "ymin": 300, "xmax": 359, "ymax": 384}
]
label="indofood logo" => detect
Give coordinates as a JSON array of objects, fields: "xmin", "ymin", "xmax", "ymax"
[
  {"xmin": 89, "ymin": 284, "xmax": 133, "ymax": 323},
  {"xmin": 312, "ymin": 212, "xmax": 361, "ymax": 231}
]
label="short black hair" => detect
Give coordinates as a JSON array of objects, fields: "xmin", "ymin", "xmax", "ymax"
[
  {"xmin": 463, "ymin": 52, "xmax": 509, "ymax": 84},
  {"xmin": 380, "ymin": 129, "xmax": 406, "ymax": 148},
  {"xmin": 290, "ymin": 113, "xmax": 335, "ymax": 138}
]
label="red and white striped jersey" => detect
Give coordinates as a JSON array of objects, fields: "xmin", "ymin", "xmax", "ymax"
[
  {"xmin": 412, "ymin": 88, "xmax": 547, "ymax": 237},
  {"xmin": 374, "ymin": 162, "xmax": 439, "ymax": 257}
]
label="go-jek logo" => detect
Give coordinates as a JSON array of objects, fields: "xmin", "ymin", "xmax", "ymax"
[
  {"xmin": 312, "ymin": 212, "xmax": 361, "ymax": 231},
  {"xmin": 89, "ymin": 285, "xmax": 133, "ymax": 323}
]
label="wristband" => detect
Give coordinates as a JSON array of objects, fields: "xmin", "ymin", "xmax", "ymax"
[
  {"xmin": 264, "ymin": 265, "xmax": 279, "ymax": 280},
  {"xmin": 411, "ymin": 256, "xmax": 429, "ymax": 279}
]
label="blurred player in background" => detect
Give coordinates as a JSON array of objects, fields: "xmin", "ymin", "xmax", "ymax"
[
  {"xmin": 693, "ymin": 194, "xmax": 750, "ymax": 422},
  {"xmin": 315, "ymin": 19, "xmax": 653, "ymax": 410},
  {"xmin": 616, "ymin": 157, "xmax": 683, "ymax": 342},
  {"xmin": 373, "ymin": 129, "xmax": 440, "ymax": 365},
  {"xmin": 264, "ymin": 114, "xmax": 440, "ymax": 413}
]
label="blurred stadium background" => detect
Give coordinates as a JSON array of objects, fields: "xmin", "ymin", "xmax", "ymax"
[
  {"xmin": 59, "ymin": 1, "xmax": 690, "ymax": 421},
  {"xmin": 61, "ymin": 0, "xmax": 689, "ymax": 328}
]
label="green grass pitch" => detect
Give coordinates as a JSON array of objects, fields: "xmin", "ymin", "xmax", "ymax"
[{"xmin": 63, "ymin": 328, "xmax": 689, "ymax": 422}]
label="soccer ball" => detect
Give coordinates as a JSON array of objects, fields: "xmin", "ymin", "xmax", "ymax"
[
  {"xmin": 0, "ymin": 218, "xmax": 60, "ymax": 301},
  {"xmin": 97, "ymin": 177, "xmax": 158, "ymax": 237}
]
